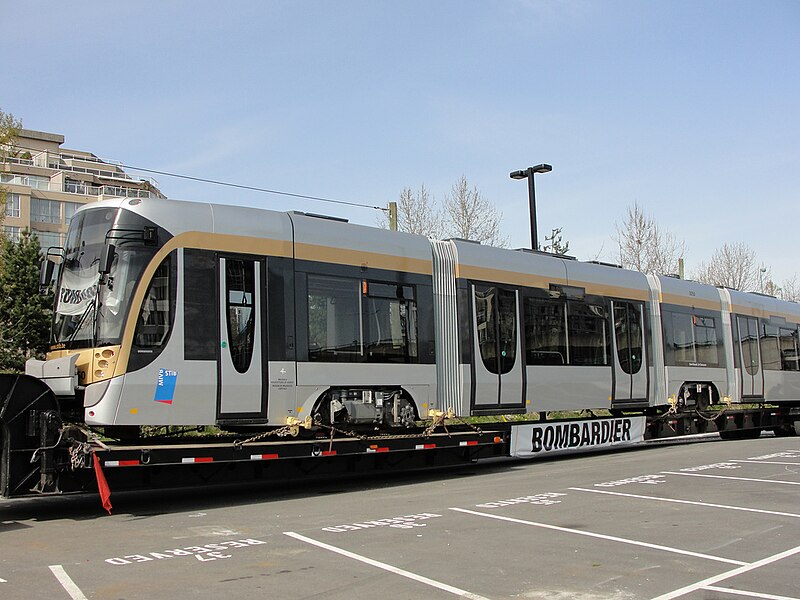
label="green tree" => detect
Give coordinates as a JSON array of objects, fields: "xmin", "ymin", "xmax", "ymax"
[
  {"xmin": 0, "ymin": 110, "xmax": 23, "ymax": 233},
  {"xmin": 0, "ymin": 230, "xmax": 53, "ymax": 372}
]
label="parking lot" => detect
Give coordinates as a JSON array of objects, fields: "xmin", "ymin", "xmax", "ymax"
[{"xmin": 1, "ymin": 434, "xmax": 798, "ymax": 600}]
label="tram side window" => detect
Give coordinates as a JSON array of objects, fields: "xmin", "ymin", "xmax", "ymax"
[
  {"xmin": 524, "ymin": 297, "xmax": 566, "ymax": 366},
  {"xmin": 669, "ymin": 313, "xmax": 694, "ymax": 363},
  {"xmin": 134, "ymin": 256, "xmax": 173, "ymax": 348},
  {"xmin": 761, "ymin": 324, "xmax": 781, "ymax": 371},
  {"xmin": 184, "ymin": 249, "xmax": 217, "ymax": 361},
  {"xmin": 567, "ymin": 301, "xmax": 609, "ymax": 366},
  {"xmin": 364, "ymin": 283, "xmax": 418, "ymax": 363},
  {"xmin": 780, "ymin": 327, "xmax": 800, "ymax": 372},
  {"xmin": 664, "ymin": 310, "xmax": 720, "ymax": 366},
  {"xmin": 693, "ymin": 315, "xmax": 719, "ymax": 365},
  {"xmin": 307, "ymin": 275, "xmax": 362, "ymax": 362}
]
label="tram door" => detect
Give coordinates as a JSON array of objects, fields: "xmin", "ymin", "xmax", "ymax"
[
  {"xmin": 737, "ymin": 316, "xmax": 764, "ymax": 398},
  {"xmin": 217, "ymin": 256, "xmax": 267, "ymax": 418},
  {"xmin": 611, "ymin": 301, "xmax": 648, "ymax": 403},
  {"xmin": 471, "ymin": 285, "xmax": 524, "ymax": 409}
]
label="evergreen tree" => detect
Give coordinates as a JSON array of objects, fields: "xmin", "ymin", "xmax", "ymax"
[{"xmin": 0, "ymin": 230, "xmax": 53, "ymax": 372}]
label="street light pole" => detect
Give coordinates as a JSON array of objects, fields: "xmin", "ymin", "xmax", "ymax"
[{"xmin": 510, "ymin": 164, "xmax": 552, "ymax": 251}]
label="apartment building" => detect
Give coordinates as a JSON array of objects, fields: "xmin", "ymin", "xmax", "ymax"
[{"xmin": 2, "ymin": 128, "xmax": 164, "ymax": 248}]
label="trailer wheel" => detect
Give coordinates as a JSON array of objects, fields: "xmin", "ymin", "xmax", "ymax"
[
  {"xmin": 772, "ymin": 425, "xmax": 796, "ymax": 437},
  {"xmin": 720, "ymin": 428, "xmax": 763, "ymax": 440}
]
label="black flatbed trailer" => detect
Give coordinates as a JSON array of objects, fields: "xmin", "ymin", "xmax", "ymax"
[{"xmin": 2, "ymin": 373, "xmax": 799, "ymax": 505}]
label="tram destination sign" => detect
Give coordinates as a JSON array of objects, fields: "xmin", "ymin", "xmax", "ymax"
[{"xmin": 511, "ymin": 416, "xmax": 646, "ymax": 458}]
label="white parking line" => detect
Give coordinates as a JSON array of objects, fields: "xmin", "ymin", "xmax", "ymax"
[
  {"xmin": 283, "ymin": 531, "xmax": 491, "ymax": 600},
  {"xmin": 733, "ymin": 460, "xmax": 800, "ymax": 466},
  {"xmin": 48, "ymin": 565, "xmax": 88, "ymax": 600},
  {"xmin": 449, "ymin": 507, "xmax": 745, "ymax": 566},
  {"xmin": 649, "ymin": 544, "xmax": 800, "ymax": 600},
  {"xmin": 570, "ymin": 487, "xmax": 800, "ymax": 519},
  {"xmin": 703, "ymin": 585, "xmax": 800, "ymax": 600},
  {"xmin": 661, "ymin": 472, "xmax": 800, "ymax": 486}
]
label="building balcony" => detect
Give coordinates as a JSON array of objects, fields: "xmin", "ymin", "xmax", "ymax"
[{"xmin": 63, "ymin": 181, "xmax": 150, "ymax": 198}]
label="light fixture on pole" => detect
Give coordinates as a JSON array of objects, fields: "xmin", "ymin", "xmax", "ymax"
[{"xmin": 510, "ymin": 164, "xmax": 552, "ymax": 251}]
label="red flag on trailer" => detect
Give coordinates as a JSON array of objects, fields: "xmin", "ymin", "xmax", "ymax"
[{"xmin": 92, "ymin": 452, "xmax": 113, "ymax": 515}]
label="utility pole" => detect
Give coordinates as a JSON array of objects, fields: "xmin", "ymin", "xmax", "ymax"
[{"xmin": 388, "ymin": 201, "xmax": 398, "ymax": 231}]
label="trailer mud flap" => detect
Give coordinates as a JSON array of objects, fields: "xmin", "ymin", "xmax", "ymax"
[
  {"xmin": 0, "ymin": 373, "xmax": 60, "ymax": 497},
  {"xmin": 511, "ymin": 417, "xmax": 646, "ymax": 458}
]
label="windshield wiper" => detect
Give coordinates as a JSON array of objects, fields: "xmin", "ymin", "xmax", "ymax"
[{"xmin": 67, "ymin": 298, "xmax": 97, "ymax": 345}]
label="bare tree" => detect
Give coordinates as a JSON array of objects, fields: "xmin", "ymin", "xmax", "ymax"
[
  {"xmin": 692, "ymin": 242, "xmax": 765, "ymax": 291},
  {"xmin": 614, "ymin": 202, "xmax": 685, "ymax": 275},
  {"xmin": 780, "ymin": 275, "xmax": 800, "ymax": 302},
  {"xmin": 443, "ymin": 175, "xmax": 508, "ymax": 247},
  {"xmin": 542, "ymin": 227, "xmax": 570, "ymax": 255},
  {"xmin": 379, "ymin": 185, "xmax": 443, "ymax": 238},
  {"xmin": 383, "ymin": 177, "xmax": 508, "ymax": 247}
]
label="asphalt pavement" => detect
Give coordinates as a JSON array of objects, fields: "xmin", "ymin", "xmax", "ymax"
[{"xmin": 1, "ymin": 434, "xmax": 798, "ymax": 600}]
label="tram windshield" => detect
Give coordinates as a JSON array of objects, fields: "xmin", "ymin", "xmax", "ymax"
[{"xmin": 52, "ymin": 207, "xmax": 165, "ymax": 348}]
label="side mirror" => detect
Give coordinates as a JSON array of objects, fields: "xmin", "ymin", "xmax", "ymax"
[
  {"xmin": 39, "ymin": 259, "xmax": 55, "ymax": 293},
  {"xmin": 99, "ymin": 243, "xmax": 116, "ymax": 284}
]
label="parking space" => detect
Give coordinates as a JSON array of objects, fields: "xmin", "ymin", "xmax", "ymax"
[{"xmin": 1, "ymin": 435, "xmax": 798, "ymax": 599}]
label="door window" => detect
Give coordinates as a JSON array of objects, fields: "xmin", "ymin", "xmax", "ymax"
[
  {"xmin": 614, "ymin": 302, "xmax": 643, "ymax": 375},
  {"xmin": 475, "ymin": 287, "xmax": 498, "ymax": 374},
  {"xmin": 738, "ymin": 316, "xmax": 760, "ymax": 376},
  {"xmin": 225, "ymin": 259, "xmax": 256, "ymax": 373},
  {"xmin": 497, "ymin": 289, "xmax": 517, "ymax": 375},
  {"xmin": 475, "ymin": 286, "xmax": 517, "ymax": 375}
]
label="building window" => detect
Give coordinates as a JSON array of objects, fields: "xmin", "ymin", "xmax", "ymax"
[
  {"xmin": 27, "ymin": 175, "xmax": 50, "ymax": 190},
  {"xmin": 4, "ymin": 193, "xmax": 20, "ymax": 218},
  {"xmin": 0, "ymin": 174, "xmax": 50, "ymax": 190},
  {"xmin": 63, "ymin": 201, "xmax": 81, "ymax": 223},
  {"xmin": 30, "ymin": 198, "xmax": 62, "ymax": 224},
  {"xmin": 32, "ymin": 229, "xmax": 62, "ymax": 250},
  {"xmin": 2, "ymin": 226, "xmax": 21, "ymax": 243}
]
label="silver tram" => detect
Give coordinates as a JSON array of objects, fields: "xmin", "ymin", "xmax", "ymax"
[{"xmin": 31, "ymin": 197, "xmax": 800, "ymax": 433}]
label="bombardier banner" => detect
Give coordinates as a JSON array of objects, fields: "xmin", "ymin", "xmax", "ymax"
[{"xmin": 511, "ymin": 417, "xmax": 646, "ymax": 458}]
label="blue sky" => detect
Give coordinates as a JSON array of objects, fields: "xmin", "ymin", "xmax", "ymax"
[{"xmin": 4, "ymin": 1, "xmax": 799, "ymax": 283}]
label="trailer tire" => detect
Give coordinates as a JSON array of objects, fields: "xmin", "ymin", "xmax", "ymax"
[
  {"xmin": 720, "ymin": 427, "xmax": 763, "ymax": 440},
  {"xmin": 772, "ymin": 425, "xmax": 797, "ymax": 437}
]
